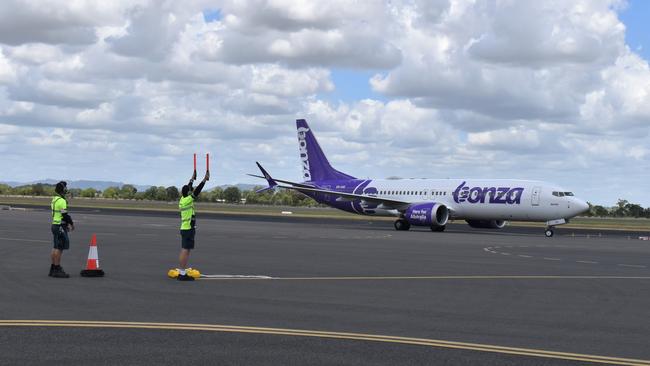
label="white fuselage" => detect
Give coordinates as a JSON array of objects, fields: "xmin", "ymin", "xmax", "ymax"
[{"xmin": 344, "ymin": 178, "xmax": 588, "ymax": 222}]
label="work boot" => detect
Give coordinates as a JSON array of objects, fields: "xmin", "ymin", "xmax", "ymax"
[
  {"xmin": 48, "ymin": 264, "xmax": 55, "ymax": 277},
  {"xmin": 52, "ymin": 265, "xmax": 70, "ymax": 278},
  {"xmin": 177, "ymin": 274, "xmax": 194, "ymax": 281}
]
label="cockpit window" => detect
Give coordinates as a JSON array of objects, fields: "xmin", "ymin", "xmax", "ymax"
[
  {"xmin": 564, "ymin": 192, "xmax": 574, "ymax": 196},
  {"xmin": 552, "ymin": 191, "xmax": 564, "ymax": 197}
]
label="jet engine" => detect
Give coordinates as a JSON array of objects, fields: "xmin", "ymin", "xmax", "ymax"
[
  {"xmin": 466, "ymin": 219, "xmax": 507, "ymax": 229},
  {"xmin": 404, "ymin": 202, "xmax": 449, "ymax": 230}
]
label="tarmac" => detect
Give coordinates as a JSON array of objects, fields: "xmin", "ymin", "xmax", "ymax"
[{"xmin": 1, "ymin": 207, "xmax": 649, "ymax": 365}]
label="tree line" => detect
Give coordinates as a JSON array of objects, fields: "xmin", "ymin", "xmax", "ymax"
[
  {"xmin": 2, "ymin": 183, "xmax": 649, "ymax": 216},
  {"xmin": 585, "ymin": 199, "xmax": 650, "ymax": 219},
  {"xmin": 0, "ymin": 183, "xmax": 320, "ymax": 207}
]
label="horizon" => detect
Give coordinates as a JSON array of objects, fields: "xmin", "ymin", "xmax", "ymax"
[{"xmin": 0, "ymin": 177, "xmax": 645, "ymax": 208}]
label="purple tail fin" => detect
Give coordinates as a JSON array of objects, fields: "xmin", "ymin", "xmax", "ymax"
[{"xmin": 296, "ymin": 119, "xmax": 355, "ymax": 182}]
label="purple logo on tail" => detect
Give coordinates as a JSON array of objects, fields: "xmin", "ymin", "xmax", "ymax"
[
  {"xmin": 453, "ymin": 181, "xmax": 524, "ymax": 204},
  {"xmin": 297, "ymin": 126, "xmax": 311, "ymax": 180}
]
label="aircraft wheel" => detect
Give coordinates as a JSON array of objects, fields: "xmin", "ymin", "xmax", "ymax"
[
  {"xmin": 394, "ymin": 219, "xmax": 411, "ymax": 231},
  {"xmin": 545, "ymin": 229, "xmax": 554, "ymax": 237},
  {"xmin": 431, "ymin": 225, "xmax": 446, "ymax": 232}
]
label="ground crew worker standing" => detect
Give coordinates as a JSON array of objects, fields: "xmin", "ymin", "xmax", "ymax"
[
  {"xmin": 50, "ymin": 181, "xmax": 74, "ymax": 278},
  {"xmin": 177, "ymin": 170, "xmax": 209, "ymax": 281}
]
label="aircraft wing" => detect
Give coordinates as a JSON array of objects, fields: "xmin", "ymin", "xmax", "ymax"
[
  {"xmin": 251, "ymin": 161, "xmax": 412, "ymax": 211},
  {"xmin": 275, "ymin": 183, "xmax": 411, "ymax": 211},
  {"xmin": 246, "ymin": 174, "xmax": 316, "ymax": 189}
]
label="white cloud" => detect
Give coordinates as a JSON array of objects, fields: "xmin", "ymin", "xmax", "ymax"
[
  {"xmin": 199, "ymin": 0, "xmax": 402, "ymax": 68},
  {"xmin": 0, "ymin": 0, "xmax": 135, "ymax": 45},
  {"xmin": 27, "ymin": 128, "xmax": 73, "ymax": 146},
  {"xmin": 0, "ymin": 0, "xmax": 648, "ymax": 205},
  {"xmin": 468, "ymin": 127, "xmax": 541, "ymax": 151},
  {"xmin": 0, "ymin": 47, "xmax": 18, "ymax": 84}
]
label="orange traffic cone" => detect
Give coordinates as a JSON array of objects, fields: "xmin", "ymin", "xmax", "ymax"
[{"xmin": 80, "ymin": 234, "xmax": 105, "ymax": 277}]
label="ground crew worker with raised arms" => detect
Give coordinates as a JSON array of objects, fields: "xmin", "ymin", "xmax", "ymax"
[
  {"xmin": 50, "ymin": 181, "xmax": 74, "ymax": 278},
  {"xmin": 177, "ymin": 170, "xmax": 209, "ymax": 281}
]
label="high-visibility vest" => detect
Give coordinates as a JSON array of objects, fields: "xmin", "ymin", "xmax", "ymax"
[
  {"xmin": 51, "ymin": 195, "xmax": 68, "ymax": 225},
  {"xmin": 179, "ymin": 195, "xmax": 195, "ymax": 230}
]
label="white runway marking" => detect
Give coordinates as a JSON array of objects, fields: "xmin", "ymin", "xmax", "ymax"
[
  {"xmin": 200, "ymin": 274, "xmax": 273, "ymax": 279},
  {"xmin": 0, "ymin": 237, "xmax": 49, "ymax": 243},
  {"xmin": 483, "ymin": 246, "xmax": 649, "ymax": 271}
]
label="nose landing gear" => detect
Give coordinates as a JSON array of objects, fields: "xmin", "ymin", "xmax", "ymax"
[{"xmin": 544, "ymin": 218, "xmax": 567, "ymax": 238}]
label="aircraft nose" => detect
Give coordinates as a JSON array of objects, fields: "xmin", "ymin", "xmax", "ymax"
[{"xmin": 575, "ymin": 199, "xmax": 589, "ymax": 215}]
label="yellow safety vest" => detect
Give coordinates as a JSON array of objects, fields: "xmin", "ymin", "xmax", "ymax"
[
  {"xmin": 179, "ymin": 195, "xmax": 195, "ymax": 230},
  {"xmin": 51, "ymin": 196, "xmax": 68, "ymax": 225}
]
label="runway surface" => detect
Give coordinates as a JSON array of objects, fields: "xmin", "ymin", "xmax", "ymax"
[{"xmin": 1, "ymin": 207, "xmax": 649, "ymax": 365}]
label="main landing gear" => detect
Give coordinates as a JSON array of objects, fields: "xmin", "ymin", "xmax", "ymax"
[
  {"xmin": 431, "ymin": 225, "xmax": 446, "ymax": 232},
  {"xmin": 394, "ymin": 218, "xmax": 411, "ymax": 231}
]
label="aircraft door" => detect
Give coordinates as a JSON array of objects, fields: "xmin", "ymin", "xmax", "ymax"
[{"xmin": 531, "ymin": 186, "xmax": 541, "ymax": 206}]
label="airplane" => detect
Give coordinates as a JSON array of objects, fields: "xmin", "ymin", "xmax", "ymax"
[{"xmin": 251, "ymin": 119, "xmax": 590, "ymax": 237}]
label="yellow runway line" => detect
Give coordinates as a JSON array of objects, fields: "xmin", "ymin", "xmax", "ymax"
[{"xmin": 1, "ymin": 320, "xmax": 649, "ymax": 366}]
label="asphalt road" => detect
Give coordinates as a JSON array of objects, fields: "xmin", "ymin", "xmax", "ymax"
[{"xmin": 1, "ymin": 207, "xmax": 649, "ymax": 365}]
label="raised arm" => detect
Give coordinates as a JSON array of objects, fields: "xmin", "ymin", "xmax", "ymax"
[{"xmin": 193, "ymin": 170, "xmax": 209, "ymax": 197}]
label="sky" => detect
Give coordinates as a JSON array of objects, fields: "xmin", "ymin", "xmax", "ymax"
[{"xmin": 0, "ymin": 0, "xmax": 648, "ymax": 206}]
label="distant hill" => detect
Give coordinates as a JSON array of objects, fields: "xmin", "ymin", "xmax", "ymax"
[
  {"xmin": 214, "ymin": 183, "xmax": 259, "ymax": 191},
  {"xmin": 1, "ymin": 180, "xmax": 260, "ymax": 192},
  {"xmin": 0, "ymin": 179, "xmax": 151, "ymax": 192}
]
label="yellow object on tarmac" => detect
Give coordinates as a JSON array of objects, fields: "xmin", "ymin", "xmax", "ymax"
[
  {"xmin": 167, "ymin": 268, "xmax": 180, "ymax": 279},
  {"xmin": 167, "ymin": 268, "xmax": 200, "ymax": 279},
  {"xmin": 187, "ymin": 268, "xmax": 201, "ymax": 279}
]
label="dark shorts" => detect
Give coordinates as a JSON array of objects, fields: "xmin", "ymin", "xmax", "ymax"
[
  {"xmin": 51, "ymin": 224, "xmax": 70, "ymax": 250},
  {"xmin": 180, "ymin": 228, "xmax": 195, "ymax": 250}
]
